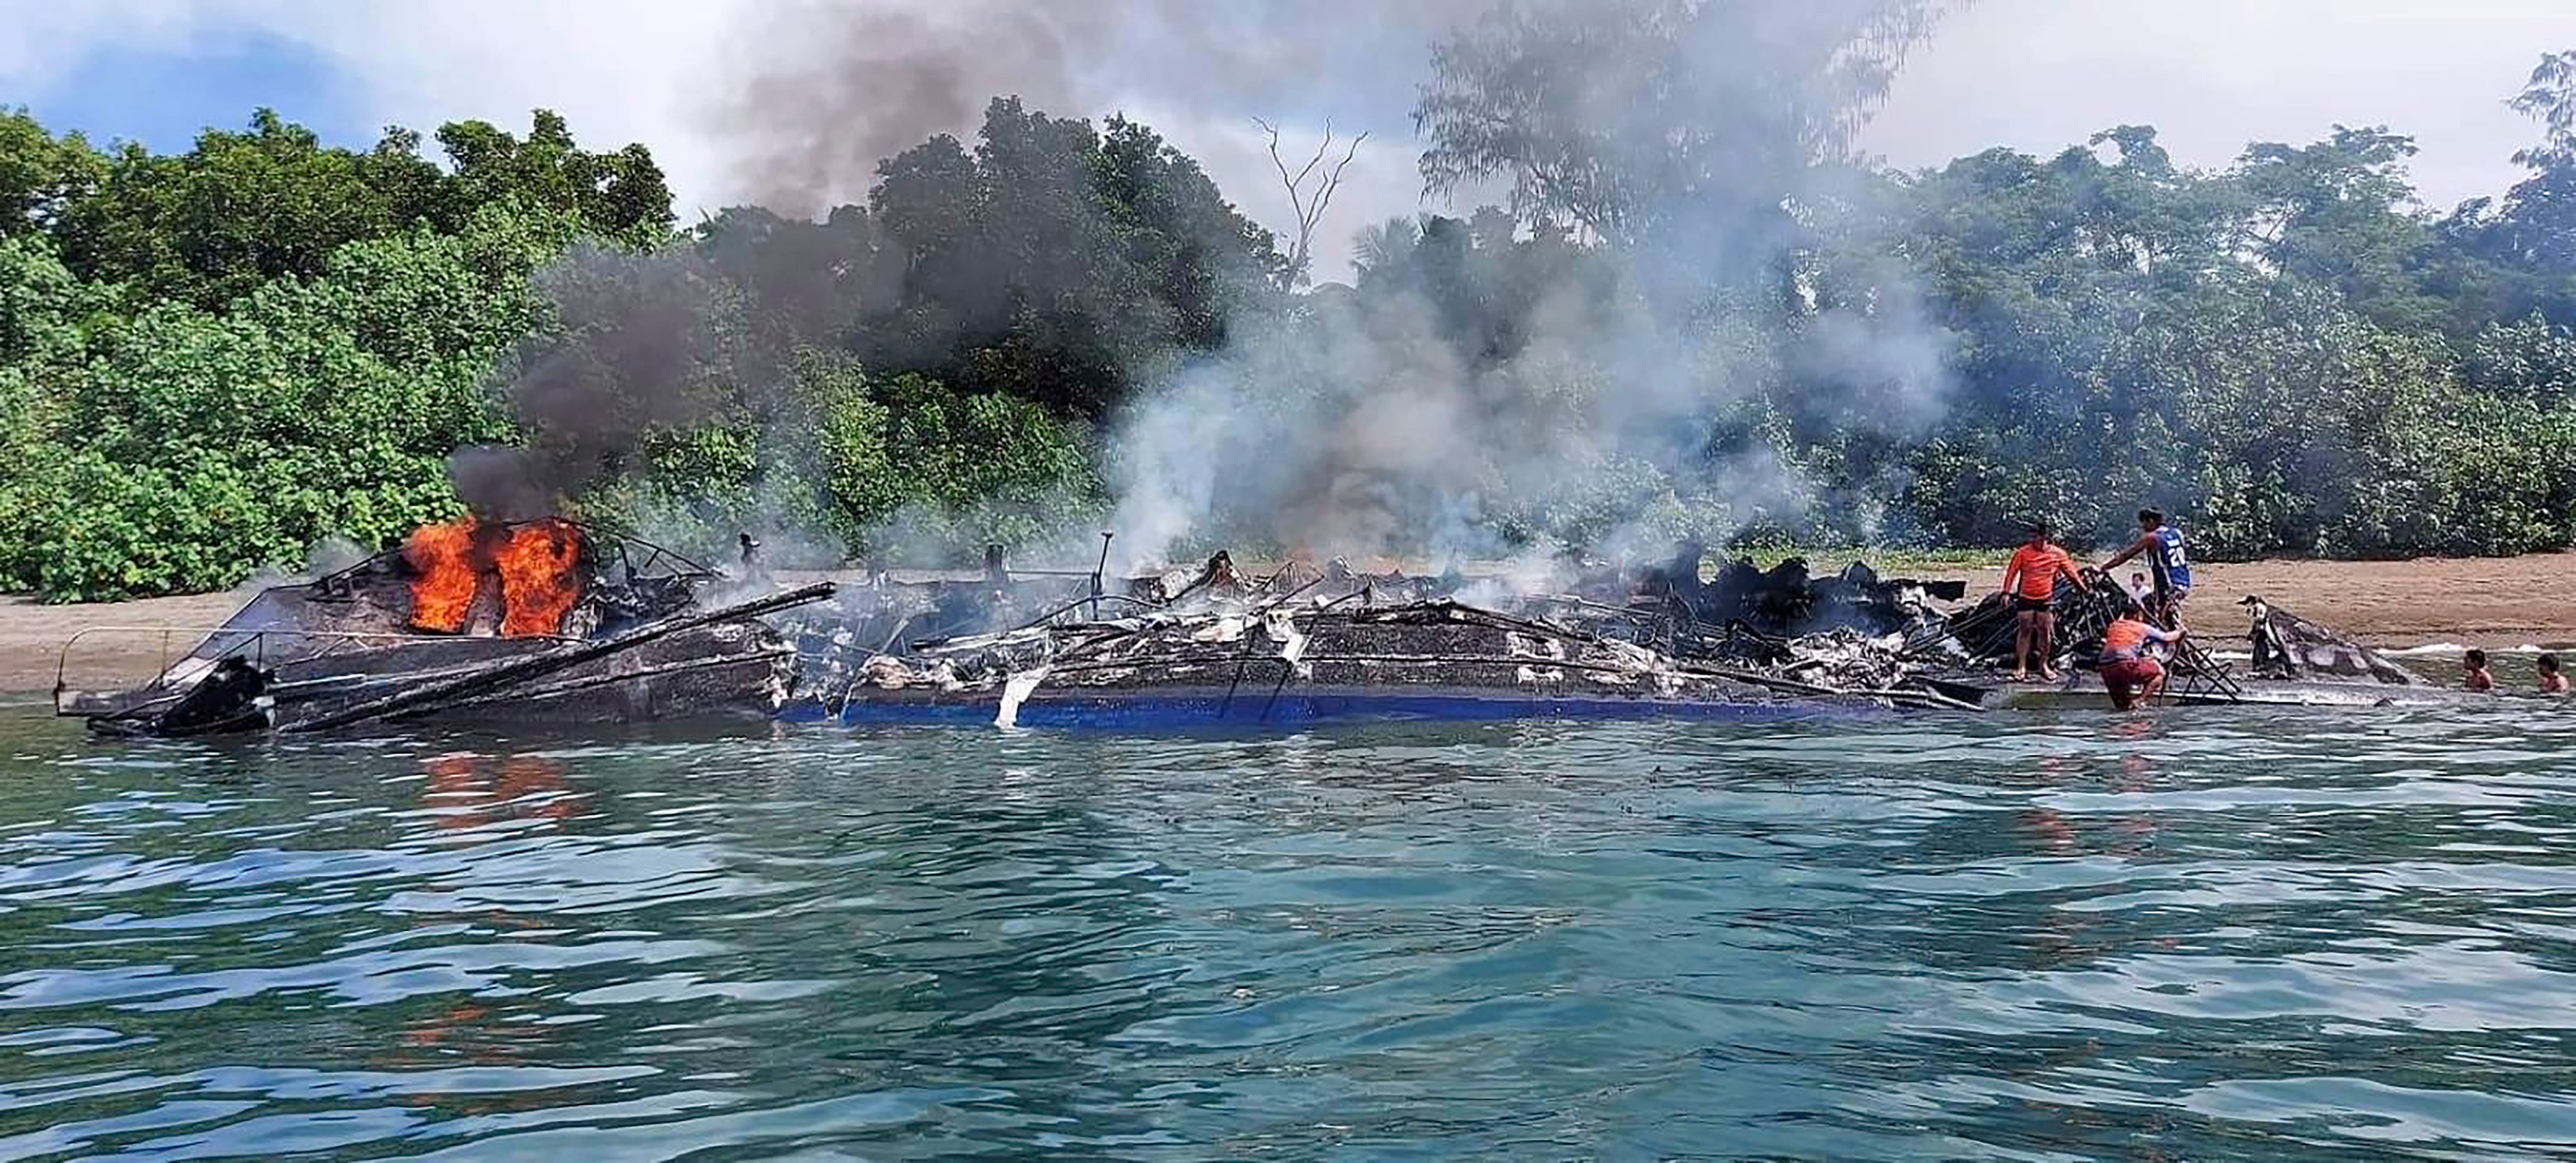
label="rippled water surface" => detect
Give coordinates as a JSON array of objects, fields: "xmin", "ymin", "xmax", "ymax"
[{"xmin": 2, "ymin": 701, "xmax": 2573, "ymax": 1160}]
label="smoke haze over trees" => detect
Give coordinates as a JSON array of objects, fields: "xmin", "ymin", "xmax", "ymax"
[{"xmin": 1, "ymin": 6, "xmax": 2573, "ymax": 600}]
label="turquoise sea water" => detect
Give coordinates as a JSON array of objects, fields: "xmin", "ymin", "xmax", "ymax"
[{"xmin": 0, "ymin": 702, "xmax": 2571, "ymax": 1160}]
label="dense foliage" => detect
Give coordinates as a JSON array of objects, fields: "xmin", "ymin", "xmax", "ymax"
[
  {"xmin": 0, "ymin": 109, "xmax": 657, "ymax": 599},
  {"xmin": 1393, "ymin": 16, "xmax": 2576, "ymax": 558},
  {"xmin": 0, "ymin": 104, "xmax": 1209, "ymax": 598},
  {"xmin": 3, "ymin": 37, "xmax": 2574, "ymax": 600},
  {"xmin": 1877, "ymin": 124, "xmax": 2576, "ymax": 557}
]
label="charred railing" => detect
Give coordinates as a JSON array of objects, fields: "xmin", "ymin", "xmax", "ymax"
[
  {"xmin": 52, "ymin": 624, "xmax": 581, "ymax": 717},
  {"xmin": 307, "ymin": 519, "xmax": 719, "ymax": 603}
]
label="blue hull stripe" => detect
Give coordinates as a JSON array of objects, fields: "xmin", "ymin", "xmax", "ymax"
[{"xmin": 787, "ymin": 690, "xmax": 1882, "ymax": 730}]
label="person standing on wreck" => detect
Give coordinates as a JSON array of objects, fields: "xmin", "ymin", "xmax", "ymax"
[
  {"xmin": 2099, "ymin": 508, "xmax": 2193, "ymax": 627},
  {"xmin": 2001, "ymin": 520, "xmax": 2086, "ymax": 682}
]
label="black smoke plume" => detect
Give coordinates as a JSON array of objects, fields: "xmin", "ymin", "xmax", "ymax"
[{"xmin": 451, "ymin": 243, "xmax": 760, "ymax": 516}]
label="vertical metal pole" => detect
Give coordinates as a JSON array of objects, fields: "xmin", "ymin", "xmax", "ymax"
[{"xmin": 1091, "ymin": 531, "xmax": 1113, "ymax": 621}]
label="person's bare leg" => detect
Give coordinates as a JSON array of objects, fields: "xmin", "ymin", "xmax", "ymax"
[
  {"xmin": 2036, "ymin": 612, "xmax": 2060, "ymax": 680},
  {"xmin": 2011, "ymin": 613, "xmax": 2033, "ymax": 680}
]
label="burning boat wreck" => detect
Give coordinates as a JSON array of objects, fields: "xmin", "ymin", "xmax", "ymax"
[
  {"xmin": 61, "ymin": 530, "xmax": 2470, "ymax": 738},
  {"xmin": 57, "ymin": 518, "xmax": 834, "ymax": 737}
]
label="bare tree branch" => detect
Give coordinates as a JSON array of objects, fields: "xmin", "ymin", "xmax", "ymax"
[{"xmin": 1258, "ymin": 116, "xmax": 1368, "ymax": 289}]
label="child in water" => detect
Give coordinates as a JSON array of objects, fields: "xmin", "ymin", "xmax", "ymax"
[
  {"xmin": 2541, "ymin": 654, "xmax": 2568, "ymax": 694},
  {"xmin": 2464, "ymin": 649, "xmax": 2496, "ymax": 692}
]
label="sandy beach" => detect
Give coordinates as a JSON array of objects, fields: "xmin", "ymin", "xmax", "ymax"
[
  {"xmin": 8, "ymin": 554, "xmax": 2573, "ymax": 696},
  {"xmin": 6, "ymin": 590, "xmax": 252, "ymax": 698},
  {"xmin": 1951, "ymin": 553, "xmax": 2576, "ymax": 648}
]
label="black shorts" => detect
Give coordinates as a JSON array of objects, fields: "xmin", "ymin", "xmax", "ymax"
[{"xmin": 2012, "ymin": 595, "xmax": 2052, "ymax": 614}]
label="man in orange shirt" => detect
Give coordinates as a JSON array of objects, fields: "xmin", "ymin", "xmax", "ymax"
[{"xmin": 2000, "ymin": 520, "xmax": 2086, "ymax": 682}]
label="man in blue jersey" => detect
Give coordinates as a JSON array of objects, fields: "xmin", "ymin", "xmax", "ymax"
[{"xmin": 2099, "ymin": 508, "xmax": 2192, "ymax": 627}]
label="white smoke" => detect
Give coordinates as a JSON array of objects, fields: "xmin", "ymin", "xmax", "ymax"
[
  {"xmin": 1094, "ymin": 215, "xmax": 1957, "ymax": 575},
  {"xmin": 1084, "ymin": 0, "xmax": 1966, "ymax": 575},
  {"xmin": 691, "ymin": 0, "xmax": 1965, "ymax": 576}
]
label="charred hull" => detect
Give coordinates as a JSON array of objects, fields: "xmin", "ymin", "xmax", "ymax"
[
  {"xmin": 78, "ymin": 587, "xmax": 828, "ymax": 737},
  {"xmin": 63, "ymin": 524, "xmax": 834, "ymax": 737},
  {"xmin": 271, "ymin": 621, "xmax": 798, "ymax": 731},
  {"xmin": 802, "ymin": 686, "xmax": 1881, "ymax": 729}
]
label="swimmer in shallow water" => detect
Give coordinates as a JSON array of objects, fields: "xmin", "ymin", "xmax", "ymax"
[
  {"xmin": 2540, "ymin": 653, "xmax": 2567, "ymax": 694},
  {"xmin": 2464, "ymin": 648, "xmax": 2496, "ymax": 692}
]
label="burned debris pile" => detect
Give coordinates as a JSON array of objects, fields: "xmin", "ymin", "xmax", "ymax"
[
  {"xmin": 1622, "ymin": 541, "xmax": 1967, "ymax": 639},
  {"xmin": 779, "ymin": 546, "xmax": 1995, "ymax": 726},
  {"xmin": 780, "ymin": 539, "xmax": 2459, "ymax": 727},
  {"xmin": 2244, "ymin": 597, "xmax": 2427, "ymax": 686},
  {"xmin": 803, "ymin": 597, "xmax": 1910, "ymax": 727}
]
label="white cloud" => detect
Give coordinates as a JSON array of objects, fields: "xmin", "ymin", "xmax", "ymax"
[{"xmin": 1867, "ymin": 0, "xmax": 2568, "ymax": 209}]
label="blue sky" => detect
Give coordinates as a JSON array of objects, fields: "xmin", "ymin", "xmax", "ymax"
[
  {"xmin": 21, "ymin": 27, "xmax": 368, "ymax": 152},
  {"xmin": 7, "ymin": 0, "xmax": 2569, "ymax": 278}
]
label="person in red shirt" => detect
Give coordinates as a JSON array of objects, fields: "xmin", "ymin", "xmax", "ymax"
[
  {"xmin": 1999, "ymin": 520, "xmax": 2086, "ymax": 682},
  {"xmin": 2096, "ymin": 598, "xmax": 2185, "ymax": 709}
]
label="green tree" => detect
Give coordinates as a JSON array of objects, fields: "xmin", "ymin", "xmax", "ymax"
[
  {"xmin": 859, "ymin": 98, "xmax": 1280, "ymax": 416},
  {"xmin": 0, "ymin": 108, "xmax": 104, "ymax": 237},
  {"xmin": 2236, "ymin": 126, "xmax": 2442, "ymax": 332},
  {"xmin": 42, "ymin": 108, "xmax": 666, "ymax": 311},
  {"xmin": 52, "ymin": 109, "xmax": 450, "ymax": 307},
  {"xmin": 435, "ymin": 109, "xmax": 674, "ymax": 242},
  {"xmin": 0, "ymin": 203, "xmax": 565, "ymax": 600},
  {"xmin": 0, "ymin": 235, "xmax": 98, "ymax": 522},
  {"xmin": 2432, "ymin": 51, "xmax": 2576, "ymax": 327},
  {"xmin": 693, "ymin": 204, "xmax": 888, "ymax": 352}
]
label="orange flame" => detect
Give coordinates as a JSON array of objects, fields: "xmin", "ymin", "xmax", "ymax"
[
  {"xmin": 405, "ymin": 518, "xmax": 480, "ymax": 633},
  {"xmin": 496, "ymin": 520, "xmax": 583, "ymax": 637}
]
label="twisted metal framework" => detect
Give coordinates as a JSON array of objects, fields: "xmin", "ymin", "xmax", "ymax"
[
  {"xmin": 306, "ymin": 518, "xmax": 719, "ymax": 602},
  {"xmin": 2145, "ymin": 589, "xmax": 2243, "ymax": 703},
  {"xmin": 1911, "ymin": 572, "xmax": 2243, "ymax": 704}
]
